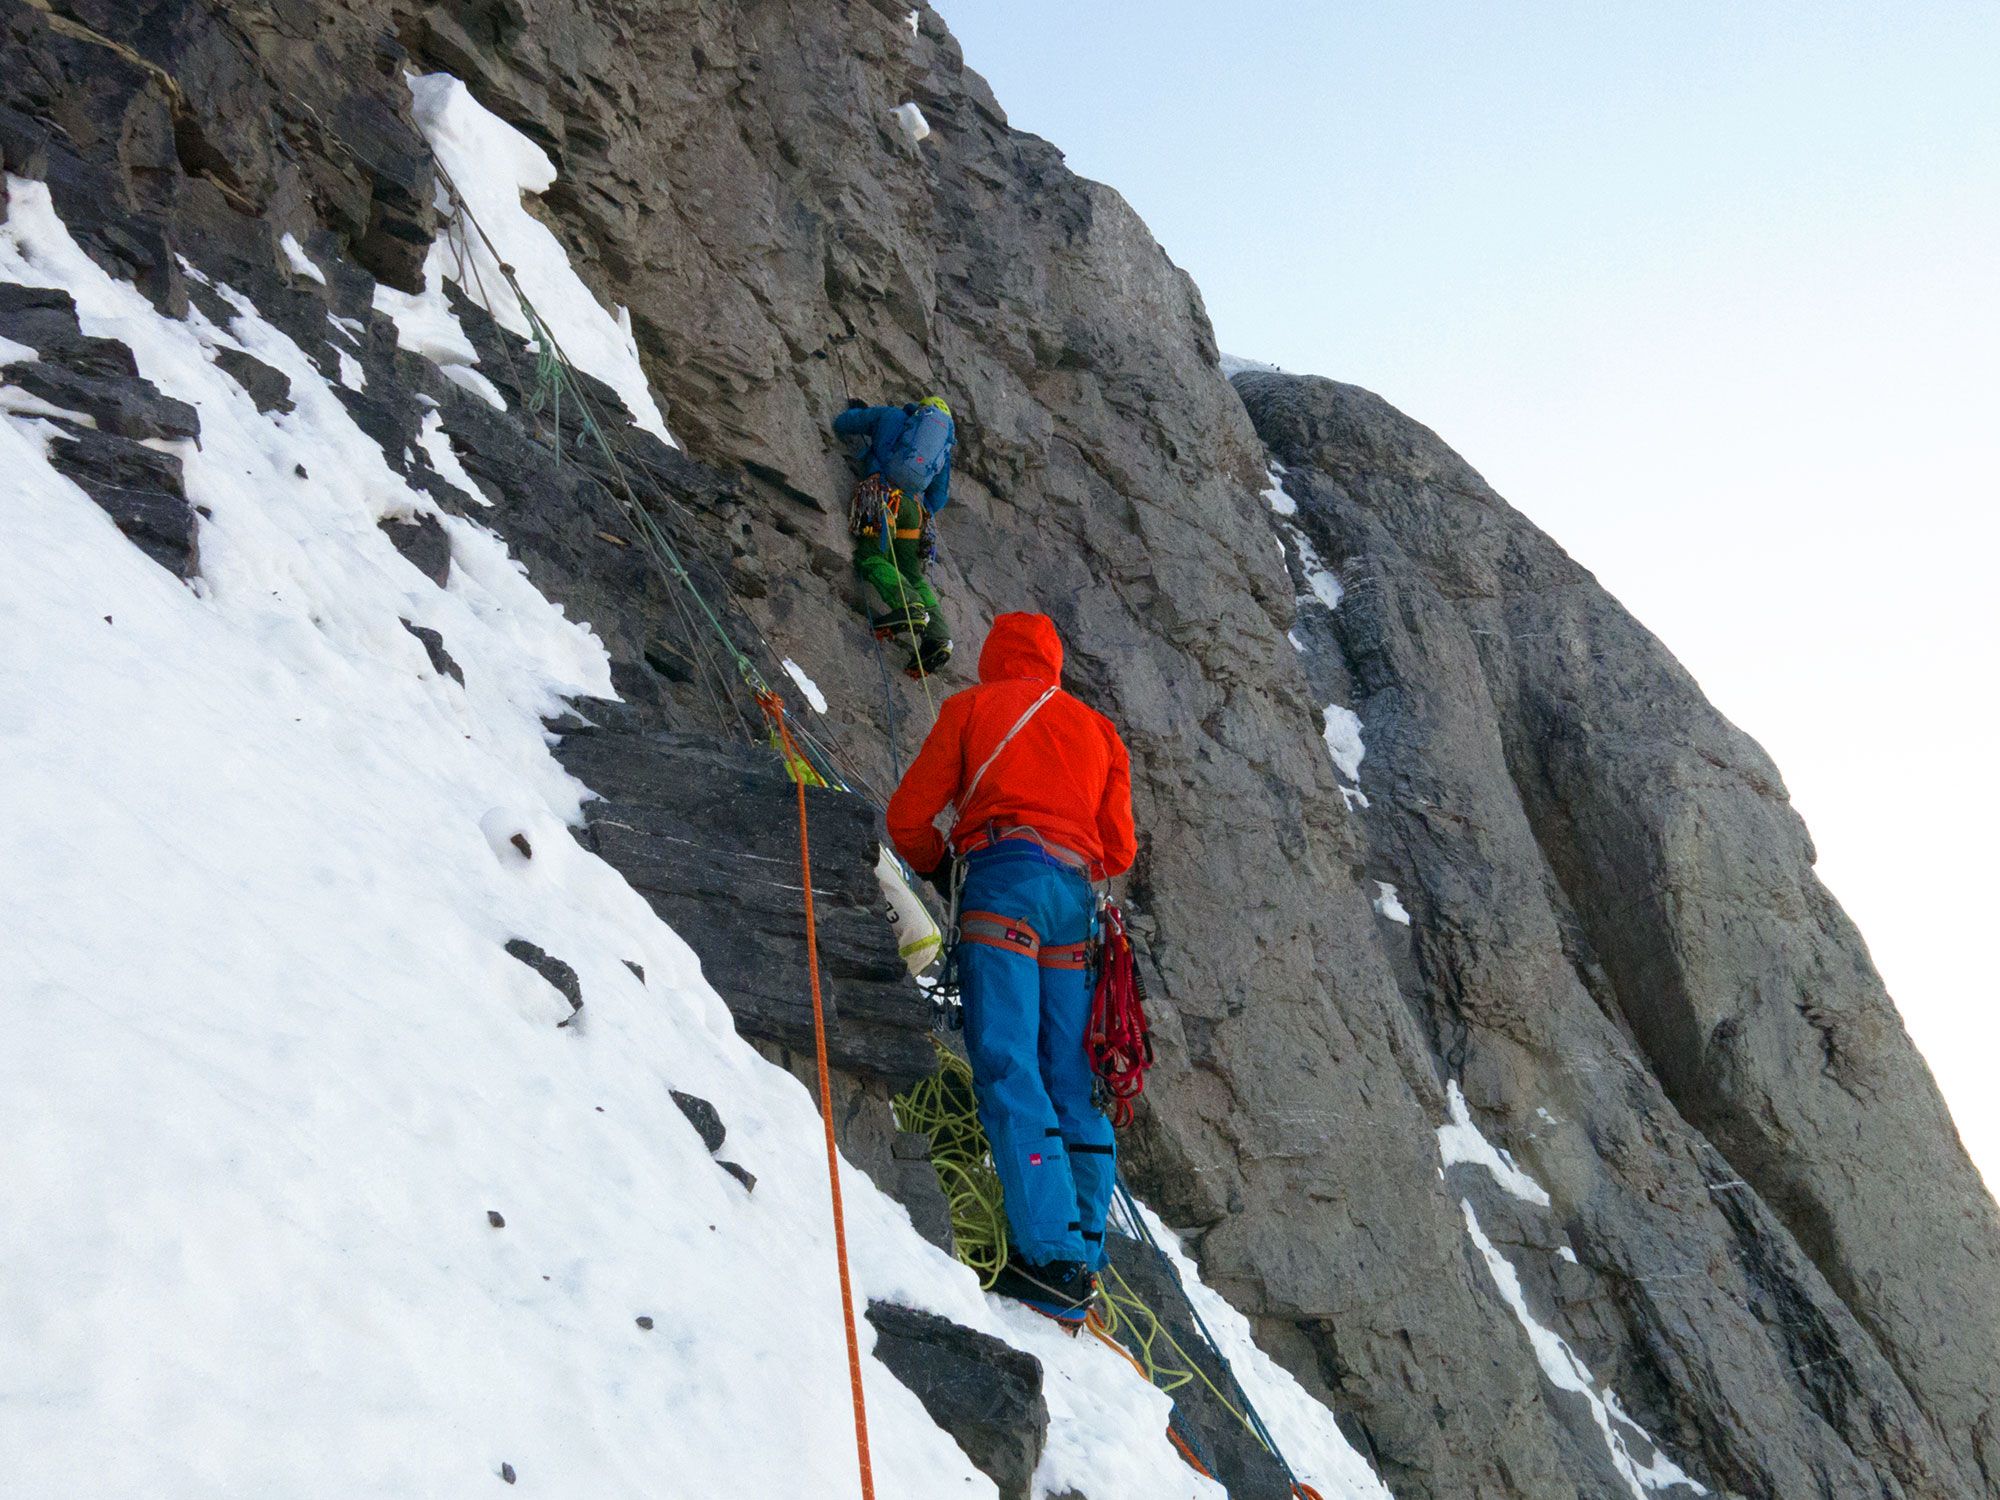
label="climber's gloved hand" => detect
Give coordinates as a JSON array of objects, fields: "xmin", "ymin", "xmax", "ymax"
[
  {"xmin": 917, "ymin": 861, "xmax": 953, "ymax": 900},
  {"xmin": 846, "ymin": 397, "xmax": 867, "ymax": 411}
]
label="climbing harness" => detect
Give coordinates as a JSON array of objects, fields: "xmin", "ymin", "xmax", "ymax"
[
  {"xmin": 762, "ymin": 690, "xmax": 877, "ymax": 1500},
  {"xmin": 1086, "ymin": 900, "xmax": 1155, "ymax": 1127}
]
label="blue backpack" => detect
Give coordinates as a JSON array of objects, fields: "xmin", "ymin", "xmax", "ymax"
[{"xmin": 882, "ymin": 405, "xmax": 953, "ymax": 496}]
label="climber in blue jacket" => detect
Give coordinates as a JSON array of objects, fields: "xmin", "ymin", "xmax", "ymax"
[{"xmin": 833, "ymin": 396, "xmax": 955, "ymax": 680}]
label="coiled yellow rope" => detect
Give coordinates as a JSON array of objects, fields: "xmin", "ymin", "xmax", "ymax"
[{"xmin": 891, "ymin": 1039, "xmax": 1010, "ymax": 1288}]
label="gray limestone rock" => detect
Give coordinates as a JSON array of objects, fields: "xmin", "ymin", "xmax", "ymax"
[{"xmin": 1234, "ymin": 368, "xmax": 2000, "ymax": 1497}]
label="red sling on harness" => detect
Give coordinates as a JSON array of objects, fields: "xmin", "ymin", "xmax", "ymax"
[{"xmin": 1087, "ymin": 900, "xmax": 1154, "ymax": 1128}]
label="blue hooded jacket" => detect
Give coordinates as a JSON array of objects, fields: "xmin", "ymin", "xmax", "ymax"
[{"xmin": 833, "ymin": 403, "xmax": 954, "ymax": 513}]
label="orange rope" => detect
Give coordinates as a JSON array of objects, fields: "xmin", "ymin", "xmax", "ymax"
[
  {"xmin": 1088, "ymin": 1310, "xmax": 1324, "ymax": 1498},
  {"xmin": 1166, "ymin": 1425, "xmax": 1214, "ymax": 1478},
  {"xmin": 764, "ymin": 693, "xmax": 876, "ymax": 1500},
  {"xmin": 1086, "ymin": 1312, "xmax": 1214, "ymax": 1481}
]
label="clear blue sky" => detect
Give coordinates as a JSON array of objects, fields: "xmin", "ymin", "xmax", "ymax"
[{"xmin": 936, "ymin": 0, "xmax": 2000, "ymax": 1183}]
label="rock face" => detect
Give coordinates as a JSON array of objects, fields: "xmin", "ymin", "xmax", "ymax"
[
  {"xmin": 1235, "ymin": 369, "xmax": 2000, "ymax": 1498},
  {"xmin": 5, "ymin": 1, "xmax": 1996, "ymax": 1497}
]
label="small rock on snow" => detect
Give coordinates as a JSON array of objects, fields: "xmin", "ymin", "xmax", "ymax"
[
  {"xmin": 671, "ymin": 1090, "xmax": 727, "ymax": 1155},
  {"xmin": 400, "ymin": 619, "xmax": 464, "ymax": 685},
  {"xmin": 503, "ymin": 938, "xmax": 583, "ymax": 1016},
  {"xmin": 635, "ymin": 1316, "xmax": 655, "ymax": 1330},
  {"xmin": 717, "ymin": 1160, "xmax": 757, "ymax": 1193},
  {"xmin": 487, "ymin": 1210, "xmax": 505, "ymax": 1228}
]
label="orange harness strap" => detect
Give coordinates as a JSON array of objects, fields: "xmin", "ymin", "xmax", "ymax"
[
  {"xmin": 761, "ymin": 693, "xmax": 876, "ymax": 1500},
  {"xmin": 1038, "ymin": 941, "xmax": 1091, "ymax": 971},
  {"xmin": 958, "ymin": 909, "xmax": 1041, "ymax": 959}
]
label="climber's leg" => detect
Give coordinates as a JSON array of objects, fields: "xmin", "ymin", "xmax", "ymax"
[{"xmin": 959, "ymin": 849, "xmax": 1088, "ymax": 1266}]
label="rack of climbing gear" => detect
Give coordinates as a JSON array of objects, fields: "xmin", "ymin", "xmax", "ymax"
[{"xmin": 1087, "ymin": 900, "xmax": 1155, "ymax": 1127}]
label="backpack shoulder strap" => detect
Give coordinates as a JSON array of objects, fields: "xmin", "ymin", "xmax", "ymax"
[{"xmin": 939, "ymin": 685, "xmax": 1059, "ymax": 840}]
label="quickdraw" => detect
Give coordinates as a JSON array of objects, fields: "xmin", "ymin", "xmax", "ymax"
[{"xmin": 1087, "ymin": 899, "xmax": 1155, "ymax": 1128}]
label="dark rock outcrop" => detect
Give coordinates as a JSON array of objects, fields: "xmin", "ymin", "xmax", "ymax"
[
  {"xmin": 559, "ymin": 724, "xmax": 931, "ymax": 1082},
  {"xmin": 378, "ymin": 511, "xmax": 452, "ymax": 586},
  {"xmin": 669, "ymin": 1090, "xmax": 728, "ymax": 1155},
  {"xmin": 503, "ymin": 937, "xmax": 582, "ymax": 1022},
  {"xmin": 865, "ymin": 1301, "xmax": 1048, "ymax": 1500},
  {"xmin": 1, "ymin": 278, "xmax": 201, "ymax": 576},
  {"xmin": 400, "ymin": 619, "xmax": 463, "ymax": 685},
  {"xmin": 209, "ymin": 345, "xmax": 292, "ymax": 413}
]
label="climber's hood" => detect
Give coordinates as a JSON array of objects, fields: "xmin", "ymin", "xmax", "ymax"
[{"xmin": 978, "ymin": 612, "xmax": 1064, "ymax": 685}]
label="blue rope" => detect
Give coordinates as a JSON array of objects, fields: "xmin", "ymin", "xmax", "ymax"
[{"xmin": 1112, "ymin": 1175, "xmax": 1307, "ymax": 1490}]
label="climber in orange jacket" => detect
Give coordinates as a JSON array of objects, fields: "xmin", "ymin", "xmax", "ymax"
[
  {"xmin": 886, "ymin": 612, "xmax": 1136, "ymax": 1321},
  {"xmin": 886, "ymin": 612, "xmax": 1135, "ymax": 880}
]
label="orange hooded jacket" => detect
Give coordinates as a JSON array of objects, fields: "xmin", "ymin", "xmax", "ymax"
[{"xmin": 886, "ymin": 613, "xmax": 1137, "ymax": 879}]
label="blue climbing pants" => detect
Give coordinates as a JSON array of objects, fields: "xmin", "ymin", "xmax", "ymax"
[{"xmin": 958, "ymin": 844, "xmax": 1116, "ymax": 1269}]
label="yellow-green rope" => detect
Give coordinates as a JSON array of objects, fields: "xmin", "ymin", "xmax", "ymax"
[
  {"xmin": 891, "ymin": 1046, "xmax": 1272, "ymax": 1454},
  {"xmin": 1094, "ymin": 1264, "xmax": 1267, "ymax": 1447},
  {"xmin": 891, "ymin": 1038, "xmax": 1009, "ymax": 1288}
]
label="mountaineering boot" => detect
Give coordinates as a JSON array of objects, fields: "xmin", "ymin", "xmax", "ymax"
[
  {"xmin": 905, "ymin": 637, "xmax": 953, "ymax": 680},
  {"xmin": 872, "ymin": 603, "xmax": 930, "ymax": 642},
  {"xmin": 989, "ymin": 1254, "xmax": 1096, "ymax": 1324}
]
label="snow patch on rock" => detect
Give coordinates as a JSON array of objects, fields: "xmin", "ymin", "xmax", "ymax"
[
  {"xmin": 1461, "ymin": 1202, "xmax": 1705, "ymax": 1497},
  {"xmin": 1372, "ymin": 880, "xmax": 1411, "ymax": 925},
  {"xmin": 782, "ymin": 657, "xmax": 828, "ymax": 714},
  {"xmin": 1220, "ymin": 352, "xmax": 1284, "ymax": 378},
  {"xmin": 280, "ymin": 232, "xmax": 326, "ymax": 285},
  {"xmin": 1322, "ymin": 704, "xmax": 1364, "ymax": 781},
  {"xmin": 400, "ymin": 73, "xmax": 675, "ymax": 446},
  {"xmin": 892, "ymin": 101, "xmax": 931, "ymax": 148},
  {"xmin": 1437, "ymin": 1082, "xmax": 1549, "ymax": 1206}
]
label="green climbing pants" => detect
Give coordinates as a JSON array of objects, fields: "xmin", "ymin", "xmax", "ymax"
[{"xmin": 853, "ymin": 488, "xmax": 949, "ymax": 646}]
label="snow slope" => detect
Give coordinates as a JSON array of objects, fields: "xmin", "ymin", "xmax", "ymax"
[{"xmin": 0, "ymin": 109, "xmax": 1387, "ymax": 1500}]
